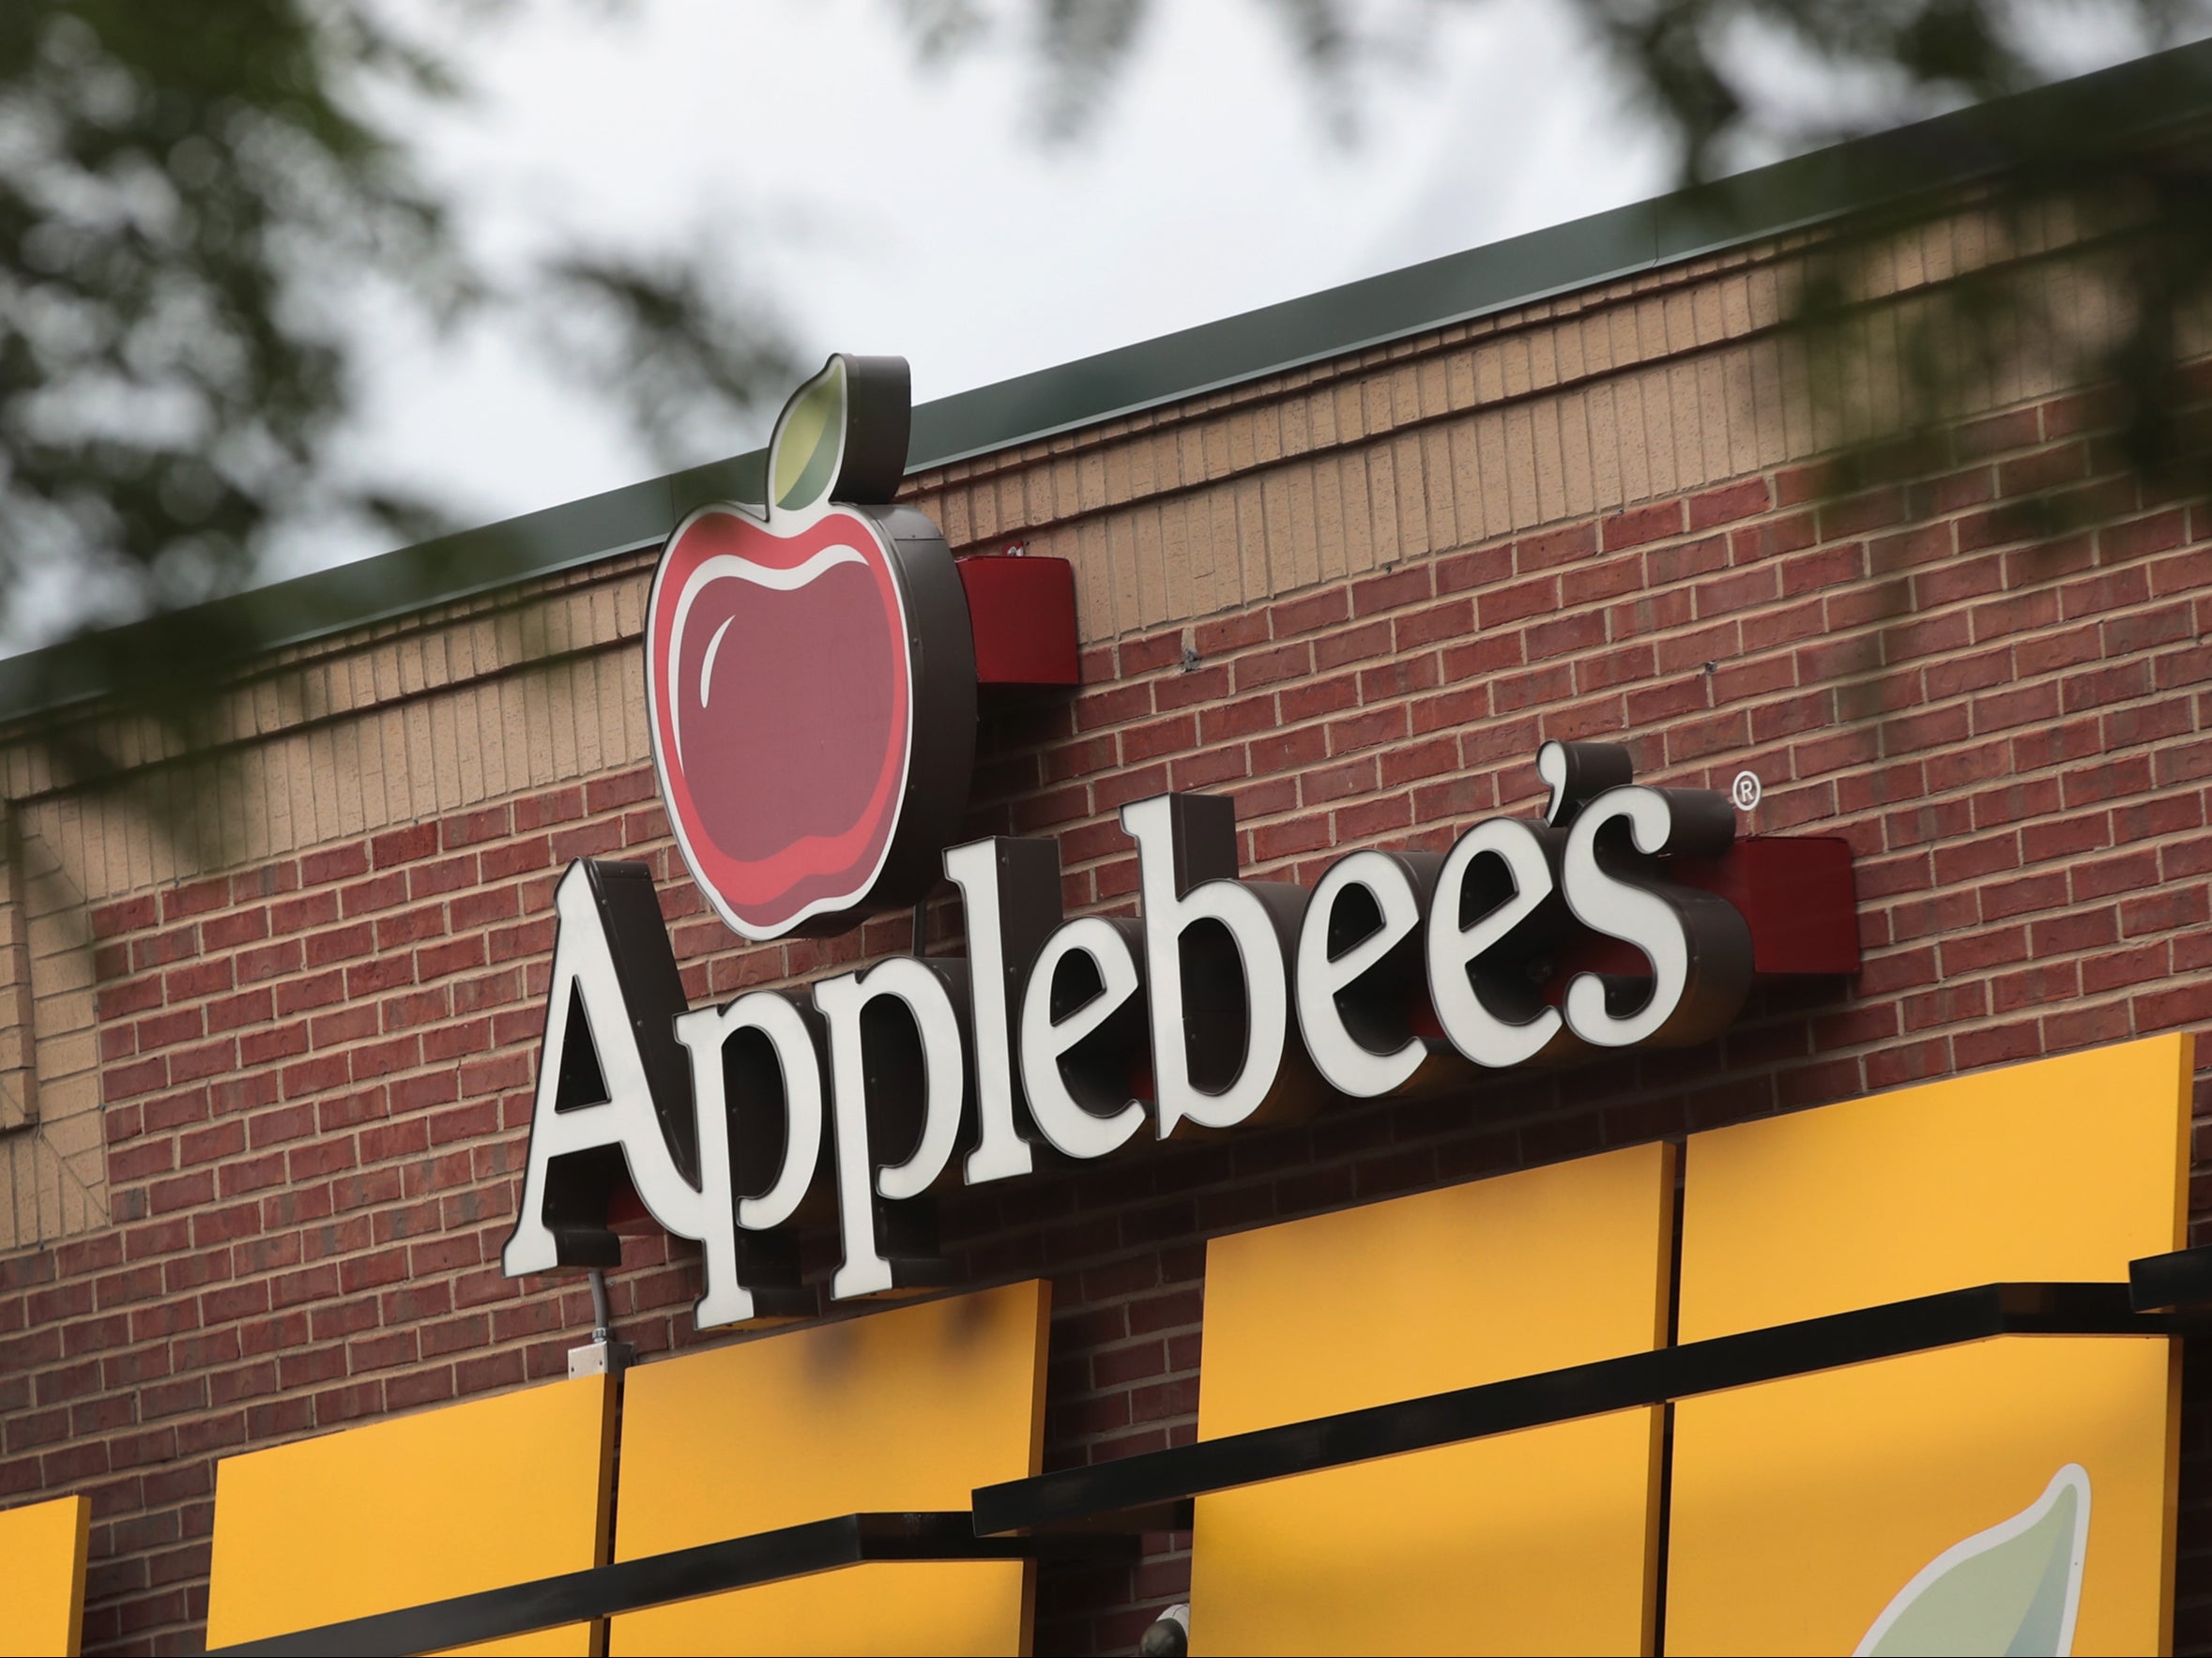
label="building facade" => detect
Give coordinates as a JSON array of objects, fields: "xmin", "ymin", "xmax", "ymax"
[{"xmin": 4, "ymin": 52, "xmax": 2212, "ymax": 1657}]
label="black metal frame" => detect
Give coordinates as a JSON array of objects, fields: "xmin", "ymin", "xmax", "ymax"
[
  {"xmin": 2131, "ymin": 1240, "xmax": 2212, "ymax": 1311},
  {"xmin": 206, "ymin": 1511, "xmax": 1132, "ymax": 1657},
  {"xmin": 971, "ymin": 1272, "xmax": 2188, "ymax": 1537},
  {"xmin": 206, "ymin": 1245, "xmax": 2212, "ymax": 1656}
]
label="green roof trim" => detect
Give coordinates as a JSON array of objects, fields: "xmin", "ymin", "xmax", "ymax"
[{"xmin": 8, "ymin": 37, "xmax": 2212, "ymax": 720}]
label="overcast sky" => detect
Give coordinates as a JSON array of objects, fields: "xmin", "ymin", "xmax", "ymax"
[
  {"xmin": 293, "ymin": 0, "xmax": 1661, "ymax": 574},
  {"xmin": 296, "ymin": 0, "xmax": 2193, "ymax": 579}
]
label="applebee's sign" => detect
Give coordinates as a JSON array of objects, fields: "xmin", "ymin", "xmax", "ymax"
[{"xmin": 500, "ymin": 357, "xmax": 1851, "ymax": 1326}]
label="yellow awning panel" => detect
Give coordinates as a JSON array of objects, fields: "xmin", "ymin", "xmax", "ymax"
[
  {"xmin": 0, "ymin": 1492, "xmax": 89, "ymax": 1657},
  {"xmin": 204, "ymin": 1373, "xmax": 615, "ymax": 1656},
  {"xmin": 1667, "ymin": 1032, "xmax": 2191, "ymax": 1656},
  {"xmin": 609, "ymin": 1278, "xmax": 1050, "ymax": 1656},
  {"xmin": 1189, "ymin": 1142, "xmax": 1677, "ymax": 1656},
  {"xmin": 1678, "ymin": 1031, "xmax": 2191, "ymax": 1343}
]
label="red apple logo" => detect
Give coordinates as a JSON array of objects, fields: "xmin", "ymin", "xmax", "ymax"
[{"xmin": 646, "ymin": 356, "xmax": 976, "ymax": 940}]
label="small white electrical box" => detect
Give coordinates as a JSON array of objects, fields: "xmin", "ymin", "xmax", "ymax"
[{"xmin": 567, "ymin": 1339, "xmax": 636, "ymax": 1380}]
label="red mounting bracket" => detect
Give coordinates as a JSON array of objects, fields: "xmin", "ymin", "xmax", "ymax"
[
  {"xmin": 1562, "ymin": 835, "xmax": 1862, "ymax": 982},
  {"xmin": 958, "ymin": 555, "xmax": 1080, "ymax": 689}
]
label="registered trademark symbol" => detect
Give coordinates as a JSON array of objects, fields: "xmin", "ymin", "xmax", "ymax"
[{"xmin": 1731, "ymin": 770, "xmax": 1762, "ymax": 812}]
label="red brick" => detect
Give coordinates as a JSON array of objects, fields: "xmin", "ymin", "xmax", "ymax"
[
  {"xmin": 1267, "ymin": 588, "xmax": 1349, "ymax": 639},
  {"xmin": 1349, "ymin": 565, "xmax": 1433, "ymax": 616},
  {"xmin": 91, "ymin": 896, "xmax": 158, "ymax": 938},
  {"xmin": 481, "ymin": 838, "xmax": 553, "ymax": 882},
  {"xmin": 1391, "ymin": 597, "xmax": 1473, "ymax": 650},
  {"xmin": 416, "ymin": 937, "xmax": 487, "ymax": 981},
  {"xmin": 1230, "ymin": 642, "xmax": 1312, "ymax": 692},
  {"xmin": 1436, "ymin": 541, "xmax": 1513, "ymax": 594},
  {"xmin": 1074, "ymin": 682, "xmax": 1151, "ymax": 732},
  {"xmin": 1477, "ymin": 576, "xmax": 1561, "ymax": 629},
  {"xmin": 302, "ymin": 844, "xmax": 370, "ymax": 885},
  {"xmin": 1651, "ymin": 533, "xmax": 1731, "ymax": 586},
  {"xmin": 1600, "ymin": 500, "xmax": 1685, "ymax": 551},
  {"xmin": 1276, "ymin": 672, "xmax": 1360, "ymax": 725},
  {"xmin": 160, "ymin": 875, "xmax": 230, "ymax": 924},
  {"xmin": 584, "ymin": 769, "xmax": 656, "ymax": 815},
  {"xmin": 1689, "ymin": 478, "xmax": 1771, "ymax": 529}
]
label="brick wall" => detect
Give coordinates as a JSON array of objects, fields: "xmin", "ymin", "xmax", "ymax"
[{"xmin": 5, "ymin": 369, "xmax": 2212, "ymax": 1653}]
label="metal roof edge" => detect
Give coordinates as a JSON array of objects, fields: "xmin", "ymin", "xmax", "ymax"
[{"xmin": 7, "ymin": 36, "xmax": 2212, "ymax": 724}]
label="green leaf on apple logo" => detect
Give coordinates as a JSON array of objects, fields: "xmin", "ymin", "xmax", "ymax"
[
  {"xmin": 771, "ymin": 356, "xmax": 847, "ymax": 516},
  {"xmin": 1855, "ymin": 1464, "xmax": 2090, "ymax": 1657}
]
